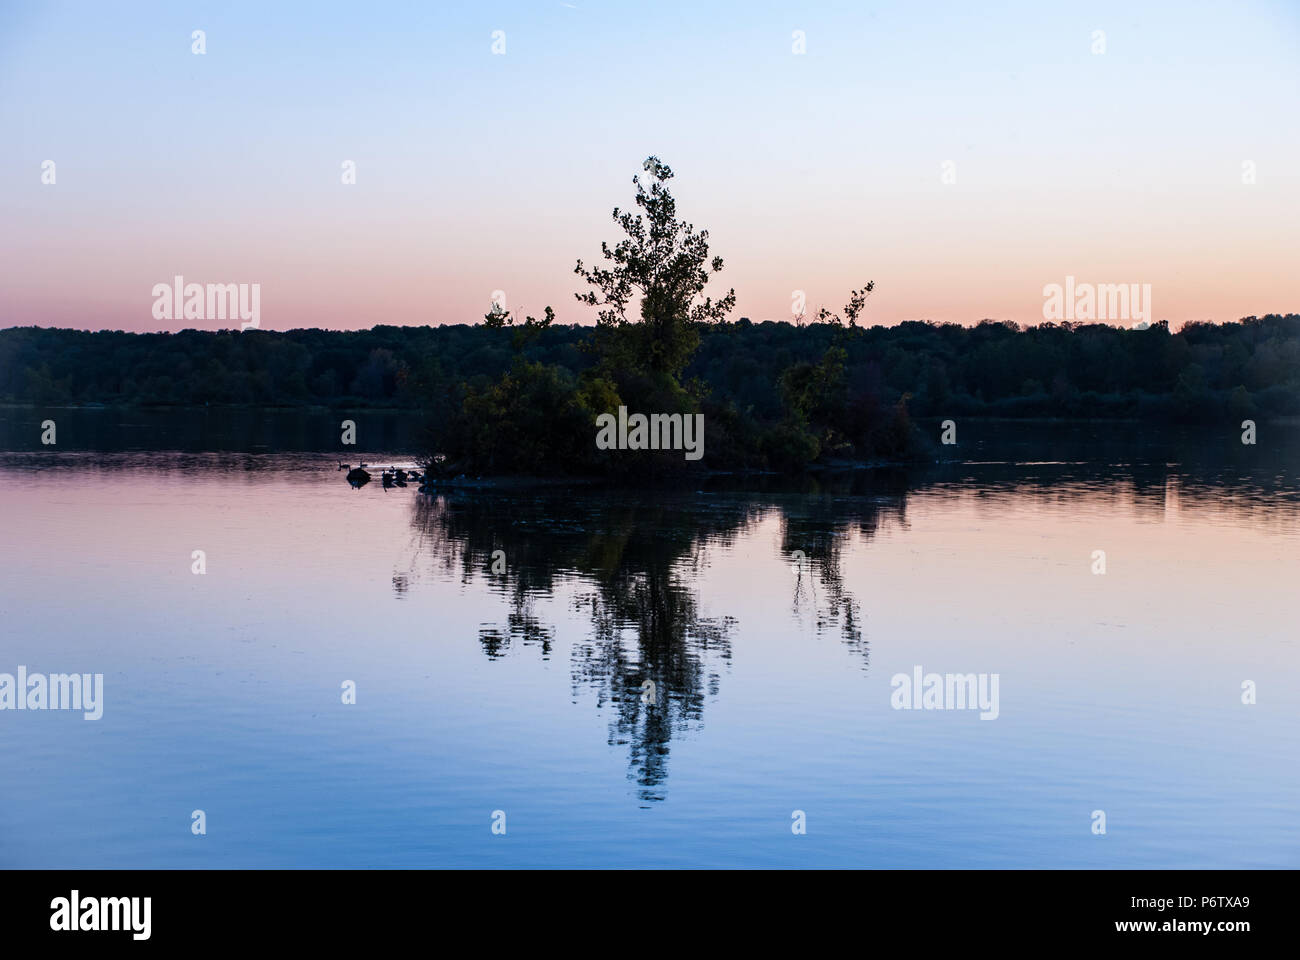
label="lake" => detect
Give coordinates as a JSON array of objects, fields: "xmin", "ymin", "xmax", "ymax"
[{"xmin": 1, "ymin": 409, "xmax": 1297, "ymax": 867}]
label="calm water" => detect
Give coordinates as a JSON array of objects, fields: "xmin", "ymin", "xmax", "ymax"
[{"xmin": 1, "ymin": 413, "xmax": 1298, "ymax": 867}]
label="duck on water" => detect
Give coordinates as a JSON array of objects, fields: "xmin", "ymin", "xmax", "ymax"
[
  {"xmin": 339, "ymin": 463, "xmax": 371, "ymax": 487},
  {"xmin": 340, "ymin": 463, "xmax": 427, "ymax": 490}
]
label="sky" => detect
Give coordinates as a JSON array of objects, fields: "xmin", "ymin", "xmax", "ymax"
[{"xmin": 1, "ymin": 0, "xmax": 1298, "ymax": 333}]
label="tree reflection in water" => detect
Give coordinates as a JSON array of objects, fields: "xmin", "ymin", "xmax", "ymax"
[{"xmin": 408, "ymin": 475, "xmax": 913, "ymax": 800}]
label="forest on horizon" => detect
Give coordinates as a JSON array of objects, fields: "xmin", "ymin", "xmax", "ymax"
[{"xmin": 4, "ymin": 313, "xmax": 1298, "ymax": 424}]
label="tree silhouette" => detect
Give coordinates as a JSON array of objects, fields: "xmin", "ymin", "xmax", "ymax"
[{"xmin": 575, "ymin": 156, "xmax": 736, "ymax": 379}]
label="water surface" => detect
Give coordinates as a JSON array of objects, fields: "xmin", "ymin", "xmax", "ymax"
[{"xmin": 1, "ymin": 417, "xmax": 1297, "ymax": 867}]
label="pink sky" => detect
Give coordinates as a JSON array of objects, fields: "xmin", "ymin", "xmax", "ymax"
[{"xmin": 2, "ymin": 1, "xmax": 1297, "ymax": 332}]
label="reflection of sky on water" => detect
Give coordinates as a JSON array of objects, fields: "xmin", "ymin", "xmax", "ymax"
[{"xmin": 1, "ymin": 436, "xmax": 1297, "ymax": 867}]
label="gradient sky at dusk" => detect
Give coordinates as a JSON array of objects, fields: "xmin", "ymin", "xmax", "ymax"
[{"xmin": 2, "ymin": 0, "xmax": 1298, "ymax": 332}]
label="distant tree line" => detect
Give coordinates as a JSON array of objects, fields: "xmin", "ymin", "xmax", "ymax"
[{"xmin": 5, "ymin": 312, "xmax": 1296, "ymax": 470}]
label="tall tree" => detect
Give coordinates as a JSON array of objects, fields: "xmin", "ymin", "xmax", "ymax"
[{"xmin": 574, "ymin": 157, "xmax": 736, "ymax": 378}]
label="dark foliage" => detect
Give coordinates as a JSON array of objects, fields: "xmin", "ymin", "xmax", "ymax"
[{"xmin": 4, "ymin": 313, "xmax": 1296, "ymax": 471}]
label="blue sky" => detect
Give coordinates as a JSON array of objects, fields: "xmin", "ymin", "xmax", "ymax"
[{"xmin": 2, "ymin": 0, "xmax": 1297, "ymax": 330}]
